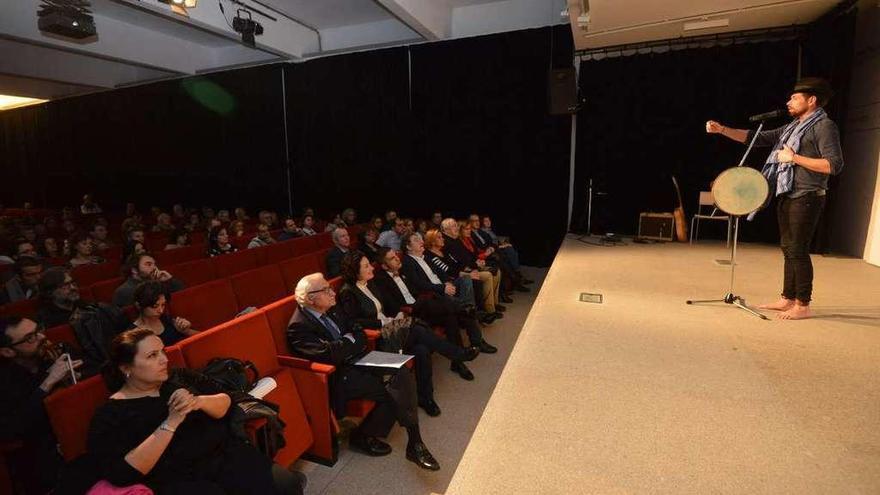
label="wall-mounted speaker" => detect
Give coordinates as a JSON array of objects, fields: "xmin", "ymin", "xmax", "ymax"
[{"xmin": 548, "ymin": 68, "xmax": 577, "ymax": 115}]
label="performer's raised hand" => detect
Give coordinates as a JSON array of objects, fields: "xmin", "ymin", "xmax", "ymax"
[{"xmin": 705, "ymin": 120, "xmax": 724, "ymax": 134}]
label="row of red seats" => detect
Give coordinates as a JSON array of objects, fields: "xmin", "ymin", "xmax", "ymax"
[
  {"xmin": 0, "ymin": 231, "xmax": 340, "ymax": 319},
  {"xmin": 42, "ymin": 244, "xmax": 374, "ymax": 471}
]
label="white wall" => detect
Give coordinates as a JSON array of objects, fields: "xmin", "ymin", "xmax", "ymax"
[
  {"xmin": 452, "ymin": 0, "xmax": 566, "ymax": 38},
  {"xmin": 838, "ymin": 0, "xmax": 880, "ymax": 266}
]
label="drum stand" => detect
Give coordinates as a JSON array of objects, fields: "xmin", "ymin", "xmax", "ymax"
[{"xmin": 686, "ymin": 122, "xmax": 769, "ymax": 320}]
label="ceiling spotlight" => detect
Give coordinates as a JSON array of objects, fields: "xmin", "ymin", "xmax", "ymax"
[
  {"xmin": 159, "ymin": 0, "xmax": 197, "ymax": 8},
  {"xmin": 233, "ymin": 9, "xmax": 263, "ymax": 48}
]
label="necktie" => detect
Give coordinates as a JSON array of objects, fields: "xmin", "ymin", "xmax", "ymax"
[{"xmin": 320, "ymin": 314, "xmax": 341, "ymax": 340}]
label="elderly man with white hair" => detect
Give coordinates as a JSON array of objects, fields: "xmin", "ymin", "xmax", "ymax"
[
  {"xmin": 324, "ymin": 227, "xmax": 350, "ymax": 279},
  {"xmin": 286, "ymin": 273, "xmax": 440, "ymax": 471}
]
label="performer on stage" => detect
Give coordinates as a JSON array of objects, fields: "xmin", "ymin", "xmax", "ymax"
[{"xmin": 706, "ymin": 77, "xmax": 844, "ymax": 320}]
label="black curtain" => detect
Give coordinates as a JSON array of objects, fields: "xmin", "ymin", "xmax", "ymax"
[
  {"xmin": 287, "ymin": 26, "xmax": 574, "ymax": 266},
  {"xmin": 0, "ymin": 64, "xmax": 287, "ymax": 213},
  {"xmin": 572, "ymin": 41, "xmax": 800, "ymax": 243}
]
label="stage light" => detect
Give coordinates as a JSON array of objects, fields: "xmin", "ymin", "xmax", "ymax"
[
  {"xmin": 233, "ymin": 9, "xmax": 263, "ymax": 48},
  {"xmin": 37, "ymin": 0, "xmax": 96, "ymax": 40}
]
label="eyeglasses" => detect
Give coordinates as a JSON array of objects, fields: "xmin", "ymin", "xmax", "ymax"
[
  {"xmin": 307, "ymin": 286, "xmax": 334, "ymax": 295},
  {"xmin": 9, "ymin": 327, "xmax": 45, "ymax": 347}
]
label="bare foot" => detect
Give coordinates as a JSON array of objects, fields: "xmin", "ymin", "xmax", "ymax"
[
  {"xmin": 758, "ymin": 298, "xmax": 795, "ymax": 311},
  {"xmin": 778, "ymin": 304, "xmax": 812, "ymax": 320}
]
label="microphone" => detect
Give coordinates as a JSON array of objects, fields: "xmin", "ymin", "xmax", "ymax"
[{"xmin": 749, "ymin": 109, "xmax": 787, "ymax": 122}]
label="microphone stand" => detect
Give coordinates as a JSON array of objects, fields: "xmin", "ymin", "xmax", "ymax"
[{"xmin": 686, "ymin": 121, "xmax": 769, "ymax": 320}]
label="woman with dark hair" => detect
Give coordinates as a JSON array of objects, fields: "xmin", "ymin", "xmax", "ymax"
[
  {"xmin": 88, "ymin": 329, "xmax": 305, "ymax": 494},
  {"xmin": 299, "ymin": 215, "xmax": 316, "ymax": 236},
  {"xmin": 207, "ymin": 227, "xmax": 237, "ymax": 257},
  {"xmin": 43, "ymin": 237, "xmax": 61, "ymax": 258},
  {"xmin": 360, "ymin": 228, "xmax": 381, "ymax": 263},
  {"xmin": 67, "ymin": 232, "xmax": 105, "ymax": 267},
  {"xmin": 121, "ymin": 240, "xmax": 146, "ymax": 264},
  {"xmin": 165, "ymin": 229, "xmax": 190, "ymax": 250},
  {"xmin": 336, "ymin": 251, "xmax": 478, "ymax": 417},
  {"xmin": 130, "ymin": 281, "xmax": 196, "ymax": 346}
]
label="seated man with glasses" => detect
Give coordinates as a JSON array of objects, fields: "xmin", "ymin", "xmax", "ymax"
[
  {"xmin": 1, "ymin": 316, "xmax": 85, "ymax": 494},
  {"xmin": 36, "ymin": 267, "xmax": 131, "ymax": 371},
  {"xmin": 286, "ymin": 273, "xmax": 441, "ymax": 471}
]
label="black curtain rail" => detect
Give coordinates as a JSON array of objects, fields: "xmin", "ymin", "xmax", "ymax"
[{"xmin": 575, "ymin": 26, "xmax": 805, "ymax": 60}]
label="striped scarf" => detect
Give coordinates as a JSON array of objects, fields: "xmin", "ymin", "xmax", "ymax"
[{"xmin": 747, "ymin": 107, "xmax": 826, "ymax": 220}]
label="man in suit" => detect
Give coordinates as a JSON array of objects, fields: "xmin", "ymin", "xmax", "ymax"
[
  {"xmin": 388, "ymin": 245, "xmax": 497, "ymax": 381},
  {"xmin": 324, "ymin": 227, "xmax": 350, "ymax": 279},
  {"xmin": 286, "ymin": 273, "xmax": 440, "ymax": 470}
]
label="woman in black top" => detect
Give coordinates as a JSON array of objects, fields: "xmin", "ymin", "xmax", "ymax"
[
  {"xmin": 207, "ymin": 227, "xmax": 238, "ymax": 257},
  {"xmin": 335, "ymin": 251, "xmax": 477, "ymax": 416},
  {"xmin": 129, "ymin": 281, "xmax": 197, "ymax": 346},
  {"xmin": 88, "ymin": 328, "xmax": 304, "ymax": 494}
]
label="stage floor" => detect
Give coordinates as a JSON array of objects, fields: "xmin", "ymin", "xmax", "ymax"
[{"xmin": 445, "ymin": 237, "xmax": 880, "ymax": 494}]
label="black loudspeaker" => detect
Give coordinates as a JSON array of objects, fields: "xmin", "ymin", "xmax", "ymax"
[{"xmin": 548, "ymin": 68, "xmax": 577, "ymax": 115}]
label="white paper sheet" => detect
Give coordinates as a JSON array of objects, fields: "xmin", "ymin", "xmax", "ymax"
[{"xmin": 354, "ymin": 351, "xmax": 414, "ymax": 369}]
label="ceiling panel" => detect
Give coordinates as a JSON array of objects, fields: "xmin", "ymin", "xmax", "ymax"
[{"xmin": 253, "ymin": 0, "xmax": 393, "ymax": 29}]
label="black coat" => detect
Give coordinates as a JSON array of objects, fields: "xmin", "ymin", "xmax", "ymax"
[
  {"xmin": 337, "ymin": 282, "xmax": 387, "ymax": 330},
  {"xmin": 442, "ymin": 234, "xmax": 478, "ymax": 270},
  {"xmin": 286, "ymin": 306, "xmax": 368, "ymax": 418},
  {"xmin": 371, "ymin": 269, "xmax": 413, "ymax": 317},
  {"xmin": 400, "ymin": 254, "xmax": 446, "ymax": 297},
  {"xmin": 325, "ymin": 247, "xmax": 347, "ymax": 279}
]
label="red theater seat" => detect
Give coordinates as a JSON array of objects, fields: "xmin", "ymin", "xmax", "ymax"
[
  {"xmin": 171, "ymin": 258, "xmax": 216, "ymax": 287},
  {"xmin": 144, "ymin": 237, "xmax": 167, "ymax": 253},
  {"xmin": 173, "ymin": 311, "xmax": 314, "ymax": 467},
  {"xmin": 314, "ymin": 232, "xmax": 334, "ymax": 250},
  {"xmin": 154, "ymin": 243, "xmax": 205, "ymax": 267},
  {"xmin": 229, "ymin": 265, "xmax": 288, "ymax": 311},
  {"xmin": 315, "ymin": 249, "xmax": 331, "ymax": 276},
  {"xmin": 45, "ymin": 324, "xmax": 80, "ymax": 351},
  {"xmin": 190, "ymin": 232, "xmax": 206, "ymax": 245},
  {"xmin": 44, "ymin": 375, "xmax": 110, "ymax": 461},
  {"xmin": 211, "ymin": 249, "xmax": 258, "ymax": 278},
  {"xmin": 169, "ymin": 279, "xmax": 238, "ymax": 331},
  {"xmin": 0, "ymin": 298, "xmax": 40, "ymax": 319},
  {"xmin": 278, "ymin": 254, "xmax": 322, "ymax": 290},
  {"xmin": 263, "ymin": 241, "xmax": 296, "ymax": 265},
  {"xmin": 231, "ymin": 235, "xmax": 251, "ymax": 251},
  {"xmin": 71, "ymin": 260, "xmax": 122, "ymax": 287},
  {"xmin": 289, "ymin": 236, "xmax": 320, "ymax": 257},
  {"xmin": 89, "ymin": 277, "xmax": 124, "ymax": 304},
  {"xmin": 261, "ymin": 292, "xmax": 377, "ymax": 465}
]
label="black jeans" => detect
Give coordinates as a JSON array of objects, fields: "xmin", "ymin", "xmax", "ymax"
[{"xmin": 777, "ymin": 192, "xmax": 825, "ymax": 303}]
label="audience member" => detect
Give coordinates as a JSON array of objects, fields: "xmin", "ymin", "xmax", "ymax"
[
  {"xmin": 217, "ymin": 209, "xmax": 231, "ymax": 224},
  {"xmin": 370, "ymin": 216, "xmax": 383, "ymax": 232},
  {"xmin": 360, "ymin": 228, "xmax": 381, "ymax": 263},
  {"xmin": 375, "ymin": 247, "xmax": 495, "ymax": 383},
  {"xmin": 460, "ymin": 219, "xmax": 523, "ymax": 296},
  {"xmin": 248, "ymin": 223, "xmax": 276, "ymax": 249},
  {"xmin": 165, "ymin": 228, "xmax": 190, "ymax": 250},
  {"xmin": 341, "ymin": 208, "xmax": 357, "ymax": 226},
  {"xmin": 402, "ymin": 218, "xmax": 415, "ymax": 236},
  {"xmin": 151, "ymin": 213, "xmax": 174, "ymax": 233},
  {"xmin": 185, "ymin": 212, "xmax": 202, "ymax": 232},
  {"xmin": 325, "ymin": 227, "xmax": 350, "ymax": 279},
  {"xmin": 441, "ymin": 219, "xmax": 504, "ymax": 313},
  {"xmin": 208, "ymin": 227, "xmax": 238, "ymax": 257},
  {"xmin": 42, "ymin": 237, "xmax": 61, "ymax": 258},
  {"xmin": 473, "ymin": 214, "xmax": 533, "ymax": 286},
  {"xmin": 68, "ymin": 232, "xmax": 105, "ymax": 267},
  {"xmin": 229, "ymin": 220, "xmax": 246, "ymax": 238},
  {"xmin": 382, "ymin": 210, "xmax": 398, "ymax": 231},
  {"xmin": 234, "ymin": 207, "xmax": 250, "ymax": 221},
  {"xmin": 258, "ymin": 210, "xmax": 276, "ymax": 228},
  {"xmin": 324, "ymin": 215, "xmax": 346, "ymax": 233},
  {"xmin": 61, "ymin": 219, "xmax": 77, "ymax": 237},
  {"xmin": 430, "ymin": 211, "xmax": 443, "ymax": 230},
  {"xmin": 88, "ymin": 328, "xmax": 305, "ymax": 493},
  {"xmin": 37, "ymin": 268, "xmax": 130, "ymax": 367},
  {"xmin": 121, "ymin": 240, "xmax": 146, "ymax": 263},
  {"xmin": 89, "ymin": 222, "xmax": 112, "ymax": 252},
  {"xmin": 130, "ymin": 281, "xmax": 196, "ymax": 346},
  {"xmin": 423, "ymin": 229, "xmax": 500, "ymax": 323},
  {"xmin": 15, "ymin": 240, "xmax": 39, "ymax": 259},
  {"xmin": 124, "ymin": 202, "xmax": 137, "ymax": 218},
  {"xmin": 287, "ymin": 273, "xmax": 440, "ymax": 470},
  {"xmin": 416, "ymin": 219, "xmax": 429, "ymax": 236},
  {"xmin": 377, "ymin": 218, "xmax": 405, "ymax": 250},
  {"xmin": 171, "ymin": 203, "xmax": 186, "ymax": 222},
  {"xmin": 80, "ymin": 194, "xmax": 103, "ymax": 215},
  {"xmin": 1, "ymin": 316, "xmax": 84, "ymax": 494},
  {"xmin": 113, "ymin": 253, "xmax": 185, "ymax": 307},
  {"xmin": 278, "ymin": 217, "xmax": 303, "ymax": 241},
  {"xmin": 300, "ymin": 215, "xmax": 317, "ymax": 236},
  {"xmin": 337, "ymin": 251, "xmax": 478, "ymax": 417},
  {"xmin": 126, "ymin": 227, "xmax": 146, "ymax": 245},
  {"xmin": 1, "ymin": 257, "xmax": 43, "ymax": 305}
]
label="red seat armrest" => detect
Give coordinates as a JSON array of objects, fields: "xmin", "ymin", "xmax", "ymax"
[{"xmin": 278, "ymin": 355, "xmax": 336, "ymax": 374}]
